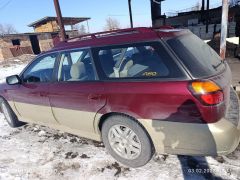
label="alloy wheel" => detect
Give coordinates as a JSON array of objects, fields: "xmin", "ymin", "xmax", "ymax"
[{"xmin": 108, "ymin": 125, "xmax": 142, "ymax": 160}]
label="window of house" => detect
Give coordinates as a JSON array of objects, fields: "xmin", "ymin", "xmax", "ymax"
[{"xmin": 12, "ymin": 39, "xmax": 20, "ymax": 46}]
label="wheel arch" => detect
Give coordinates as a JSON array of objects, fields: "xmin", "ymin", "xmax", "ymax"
[{"xmin": 97, "ymin": 112, "xmax": 156, "ymax": 152}]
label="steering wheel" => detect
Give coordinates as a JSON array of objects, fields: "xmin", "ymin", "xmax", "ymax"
[{"xmin": 40, "ymin": 73, "xmax": 49, "ymax": 82}]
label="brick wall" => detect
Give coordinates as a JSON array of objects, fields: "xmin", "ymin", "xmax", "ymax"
[
  {"xmin": 0, "ymin": 30, "xmax": 79, "ymax": 60},
  {"xmin": 38, "ymin": 34, "xmax": 54, "ymax": 52},
  {"xmin": 0, "ymin": 35, "xmax": 32, "ymax": 47},
  {"xmin": 34, "ymin": 21, "xmax": 59, "ymax": 33},
  {"xmin": 0, "ymin": 35, "xmax": 33, "ymax": 60}
]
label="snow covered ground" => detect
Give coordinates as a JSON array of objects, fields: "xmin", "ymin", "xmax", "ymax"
[
  {"xmin": 0, "ymin": 62, "xmax": 240, "ymax": 180},
  {"xmin": 226, "ymin": 37, "xmax": 240, "ymax": 45},
  {"xmin": 0, "ymin": 63, "xmax": 26, "ymax": 83},
  {"xmin": 204, "ymin": 37, "xmax": 240, "ymax": 44}
]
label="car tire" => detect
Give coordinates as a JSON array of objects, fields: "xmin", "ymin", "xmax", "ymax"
[
  {"xmin": 101, "ymin": 114, "xmax": 155, "ymax": 168},
  {"xmin": 0, "ymin": 98, "xmax": 25, "ymax": 128}
]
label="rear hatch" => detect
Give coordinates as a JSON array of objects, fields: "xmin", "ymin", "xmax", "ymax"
[{"xmin": 165, "ymin": 32, "xmax": 232, "ymax": 122}]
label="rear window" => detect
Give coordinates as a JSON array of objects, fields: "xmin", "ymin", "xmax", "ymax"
[
  {"xmin": 166, "ymin": 33, "xmax": 225, "ymax": 78},
  {"xmin": 93, "ymin": 42, "xmax": 185, "ymax": 80}
]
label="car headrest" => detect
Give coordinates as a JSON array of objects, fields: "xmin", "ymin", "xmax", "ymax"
[
  {"xmin": 99, "ymin": 54, "xmax": 115, "ymax": 75},
  {"xmin": 70, "ymin": 62, "xmax": 86, "ymax": 79},
  {"xmin": 131, "ymin": 53, "xmax": 144, "ymax": 63}
]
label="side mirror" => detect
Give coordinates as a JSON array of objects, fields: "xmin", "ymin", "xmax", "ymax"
[{"xmin": 6, "ymin": 75, "xmax": 21, "ymax": 85}]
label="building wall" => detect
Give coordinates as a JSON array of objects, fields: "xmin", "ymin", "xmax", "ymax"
[
  {"xmin": 0, "ymin": 35, "xmax": 33, "ymax": 60},
  {"xmin": 0, "ymin": 30, "xmax": 80, "ymax": 61},
  {"xmin": 0, "ymin": 49, "xmax": 4, "ymax": 60},
  {"xmin": 165, "ymin": 6, "xmax": 240, "ymax": 40},
  {"xmin": 67, "ymin": 31, "xmax": 79, "ymax": 38},
  {"xmin": 1, "ymin": 35, "xmax": 32, "ymax": 47},
  {"xmin": 188, "ymin": 22, "xmax": 236, "ymax": 40},
  {"xmin": 166, "ymin": 6, "xmax": 240, "ymax": 27},
  {"xmin": 166, "ymin": 12, "xmax": 201, "ymax": 26},
  {"xmin": 38, "ymin": 34, "xmax": 54, "ymax": 52},
  {"xmin": 34, "ymin": 21, "xmax": 59, "ymax": 33},
  {"xmin": 0, "ymin": 48, "xmax": 14, "ymax": 60}
]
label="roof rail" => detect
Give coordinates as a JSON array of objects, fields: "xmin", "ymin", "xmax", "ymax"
[
  {"xmin": 65, "ymin": 27, "xmax": 154, "ymax": 43},
  {"xmin": 155, "ymin": 25, "xmax": 174, "ymax": 29},
  {"xmin": 57, "ymin": 26, "xmax": 175, "ymax": 45}
]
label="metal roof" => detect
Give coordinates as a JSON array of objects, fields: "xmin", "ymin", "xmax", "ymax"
[
  {"xmin": 0, "ymin": 30, "xmax": 77, "ymax": 38},
  {"xmin": 28, "ymin": 16, "xmax": 90, "ymax": 27}
]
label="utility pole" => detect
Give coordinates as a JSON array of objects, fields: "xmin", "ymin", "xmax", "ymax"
[
  {"xmin": 128, "ymin": 0, "xmax": 133, "ymax": 28},
  {"xmin": 151, "ymin": 0, "xmax": 165, "ymax": 27},
  {"xmin": 201, "ymin": 0, "xmax": 205, "ymax": 23},
  {"xmin": 53, "ymin": 0, "xmax": 67, "ymax": 41},
  {"xmin": 206, "ymin": 0, "xmax": 210, "ymax": 33},
  {"xmin": 220, "ymin": 0, "xmax": 229, "ymax": 59}
]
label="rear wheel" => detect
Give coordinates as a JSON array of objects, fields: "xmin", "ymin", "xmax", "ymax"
[
  {"xmin": 101, "ymin": 114, "xmax": 155, "ymax": 167},
  {"xmin": 0, "ymin": 98, "xmax": 25, "ymax": 127}
]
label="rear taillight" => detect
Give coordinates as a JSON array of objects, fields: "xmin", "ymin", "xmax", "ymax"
[{"xmin": 189, "ymin": 81, "xmax": 224, "ymax": 105}]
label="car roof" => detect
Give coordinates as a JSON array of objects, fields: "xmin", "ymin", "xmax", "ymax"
[{"xmin": 47, "ymin": 27, "xmax": 189, "ymax": 54}]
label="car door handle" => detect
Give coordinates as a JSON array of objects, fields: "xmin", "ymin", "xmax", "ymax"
[{"xmin": 88, "ymin": 94, "xmax": 102, "ymax": 100}]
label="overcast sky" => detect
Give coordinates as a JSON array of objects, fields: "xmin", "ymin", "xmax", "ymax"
[{"xmin": 0, "ymin": 0, "xmax": 221, "ymax": 33}]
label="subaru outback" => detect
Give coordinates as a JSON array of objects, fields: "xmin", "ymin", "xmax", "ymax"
[{"xmin": 0, "ymin": 27, "xmax": 239, "ymax": 167}]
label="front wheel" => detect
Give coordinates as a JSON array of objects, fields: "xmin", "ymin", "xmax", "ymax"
[
  {"xmin": 0, "ymin": 98, "xmax": 25, "ymax": 128},
  {"xmin": 101, "ymin": 115, "xmax": 155, "ymax": 168}
]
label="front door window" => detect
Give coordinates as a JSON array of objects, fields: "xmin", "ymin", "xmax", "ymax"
[{"xmin": 22, "ymin": 54, "xmax": 57, "ymax": 83}]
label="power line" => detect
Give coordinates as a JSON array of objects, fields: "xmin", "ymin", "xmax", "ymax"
[
  {"xmin": 108, "ymin": 13, "xmax": 148, "ymax": 17},
  {"xmin": 0, "ymin": 0, "xmax": 12, "ymax": 10}
]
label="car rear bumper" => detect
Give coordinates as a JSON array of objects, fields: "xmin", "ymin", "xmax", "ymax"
[{"xmin": 138, "ymin": 89, "xmax": 240, "ymax": 156}]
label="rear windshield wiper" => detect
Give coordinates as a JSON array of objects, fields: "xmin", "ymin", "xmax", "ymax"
[{"xmin": 212, "ymin": 61, "xmax": 224, "ymax": 70}]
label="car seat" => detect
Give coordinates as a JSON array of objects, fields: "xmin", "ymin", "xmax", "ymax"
[
  {"xmin": 99, "ymin": 51, "xmax": 115, "ymax": 76},
  {"xmin": 68, "ymin": 62, "xmax": 88, "ymax": 81}
]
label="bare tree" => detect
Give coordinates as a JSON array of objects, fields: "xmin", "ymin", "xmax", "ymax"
[
  {"xmin": 0, "ymin": 23, "xmax": 18, "ymax": 35},
  {"xmin": 191, "ymin": 2, "xmax": 201, "ymax": 11},
  {"xmin": 0, "ymin": 24, "xmax": 4, "ymax": 35},
  {"xmin": 74, "ymin": 24, "xmax": 87, "ymax": 35},
  {"xmin": 104, "ymin": 17, "xmax": 120, "ymax": 31}
]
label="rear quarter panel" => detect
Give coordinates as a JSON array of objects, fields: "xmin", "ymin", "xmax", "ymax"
[{"xmin": 99, "ymin": 81, "xmax": 203, "ymax": 123}]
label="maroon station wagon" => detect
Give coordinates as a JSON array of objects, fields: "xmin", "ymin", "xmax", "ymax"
[{"xmin": 0, "ymin": 27, "xmax": 240, "ymax": 167}]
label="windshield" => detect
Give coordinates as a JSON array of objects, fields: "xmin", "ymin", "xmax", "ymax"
[{"xmin": 166, "ymin": 33, "xmax": 225, "ymax": 78}]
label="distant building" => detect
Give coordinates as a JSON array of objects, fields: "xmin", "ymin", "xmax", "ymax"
[
  {"xmin": 0, "ymin": 16, "xmax": 90, "ymax": 61},
  {"xmin": 28, "ymin": 16, "xmax": 90, "ymax": 33},
  {"xmin": 165, "ymin": 5, "xmax": 240, "ymax": 40}
]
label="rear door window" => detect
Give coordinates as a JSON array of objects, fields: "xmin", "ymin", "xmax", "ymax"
[
  {"xmin": 57, "ymin": 49, "xmax": 96, "ymax": 82},
  {"xmin": 93, "ymin": 42, "xmax": 185, "ymax": 80},
  {"xmin": 166, "ymin": 33, "xmax": 225, "ymax": 78}
]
